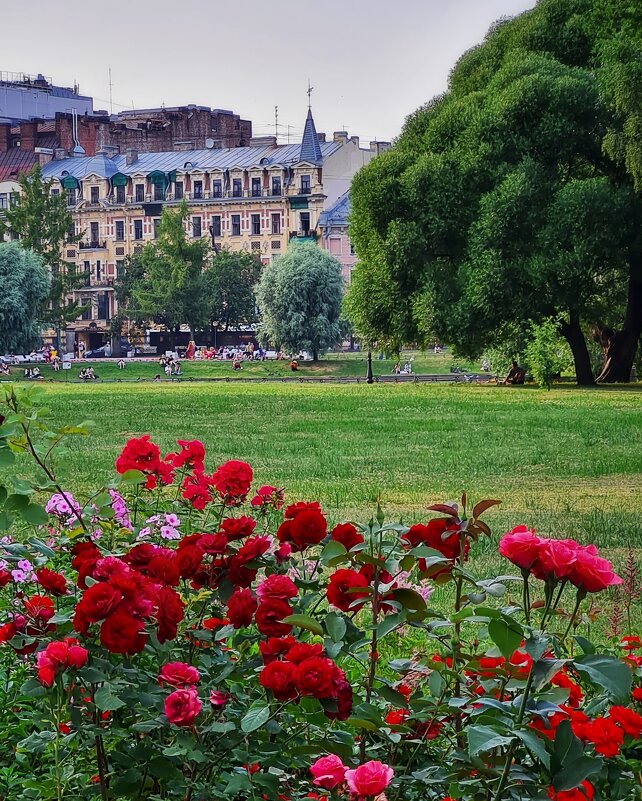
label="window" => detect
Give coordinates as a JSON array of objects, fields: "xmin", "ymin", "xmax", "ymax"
[
  {"xmin": 83, "ymin": 260, "xmax": 90, "ymax": 275},
  {"xmin": 51, "ymin": 188, "xmax": 60, "ymax": 197},
  {"xmin": 300, "ymin": 212, "xmax": 310, "ymax": 235},
  {"xmin": 271, "ymin": 240, "xmax": 281, "ymax": 250},
  {"xmin": 231, "ymin": 214, "xmax": 241, "ymax": 236},
  {"xmin": 232, "ymin": 178, "xmax": 242, "ymax": 197},
  {"xmin": 271, "ymin": 176, "xmax": 281, "ymax": 196},
  {"xmin": 192, "ymin": 217, "xmax": 202, "ymax": 238},
  {"xmin": 97, "ymin": 293, "xmax": 110, "ymax": 321},
  {"xmin": 251, "ymin": 177, "xmax": 261, "ymax": 197},
  {"xmin": 210, "ymin": 215, "xmax": 221, "ymax": 238},
  {"xmin": 193, "ymin": 180, "xmax": 203, "ymax": 199},
  {"xmin": 135, "ymin": 184, "xmax": 145, "ymax": 202},
  {"xmin": 251, "ymin": 241, "xmax": 261, "ymax": 251},
  {"xmin": 116, "ymin": 260, "xmax": 125, "ymax": 279},
  {"xmin": 115, "ymin": 185, "xmax": 125, "ymax": 204},
  {"xmin": 174, "ymin": 181, "xmax": 184, "ymax": 200},
  {"xmin": 212, "ymin": 180, "xmax": 222, "ymax": 198},
  {"xmin": 66, "ymin": 189, "xmax": 76, "ymax": 206},
  {"xmin": 300, "ymin": 175, "xmax": 311, "ymax": 194},
  {"xmin": 96, "ymin": 260, "xmax": 102, "ymax": 281},
  {"xmin": 115, "ymin": 221, "xmax": 125, "ymax": 241},
  {"xmin": 90, "ymin": 222, "xmax": 99, "ymax": 244},
  {"xmin": 251, "ymin": 214, "xmax": 261, "ymax": 236},
  {"xmin": 81, "ymin": 303, "xmax": 93, "ymax": 321},
  {"xmin": 271, "ymin": 213, "xmax": 281, "ymax": 235},
  {"xmin": 68, "ymin": 223, "xmax": 76, "ymax": 240},
  {"xmin": 134, "ymin": 220, "xmax": 143, "ymax": 240},
  {"xmin": 90, "ymin": 186, "xmax": 100, "ymax": 204},
  {"xmin": 154, "ymin": 183, "xmax": 165, "ymax": 201},
  {"xmin": 153, "ymin": 219, "xmax": 161, "ymax": 239}
]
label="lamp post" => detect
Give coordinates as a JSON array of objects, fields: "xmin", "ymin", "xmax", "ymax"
[{"xmin": 366, "ymin": 349, "xmax": 374, "ymax": 384}]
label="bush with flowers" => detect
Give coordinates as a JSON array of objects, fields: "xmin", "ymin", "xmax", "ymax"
[{"xmin": 0, "ymin": 384, "xmax": 640, "ymax": 801}]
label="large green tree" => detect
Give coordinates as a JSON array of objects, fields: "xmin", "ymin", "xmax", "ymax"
[
  {"xmin": 255, "ymin": 242, "xmax": 343, "ymax": 360},
  {"xmin": 347, "ymin": 0, "xmax": 642, "ymax": 384},
  {"xmin": 205, "ymin": 249, "xmax": 262, "ymax": 334},
  {"xmin": 124, "ymin": 202, "xmax": 210, "ymax": 345},
  {"xmin": 0, "ymin": 243, "xmax": 49, "ymax": 353},
  {"xmin": 0, "ymin": 164, "xmax": 87, "ymax": 347}
]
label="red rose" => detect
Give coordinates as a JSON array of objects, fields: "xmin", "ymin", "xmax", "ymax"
[
  {"xmin": 169, "ymin": 439, "xmax": 206, "ymax": 471},
  {"xmin": 284, "ymin": 501, "xmax": 321, "ymax": 518},
  {"xmin": 256, "ymin": 574, "xmax": 298, "ymax": 602},
  {"xmin": 227, "ymin": 588, "xmax": 257, "ymax": 628},
  {"xmin": 75, "ymin": 583, "xmax": 123, "ymax": 626},
  {"xmin": 124, "ymin": 543, "xmax": 158, "ymax": 570},
  {"xmin": 175, "ymin": 545, "xmax": 203, "ymax": 579},
  {"xmin": 35, "ymin": 568, "xmax": 68, "ymax": 597},
  {"xmin": 209, "ymin": 460, "xmax": 253, "ymax": 502},
  {"xmin": 24, "ymin": 595, "xmax": 55, "ymax": 626},
  {"xmin": 548, "ymin": 781, "xmax": 594, "ymax": 801},
  {"xmin": 147, "ymin": 554, "xmax": 180, "ymax": 586},
  {"xmin": 403, "ymin": 518, "xmax": 464, "ymax": 562},
  {"xmin": 608, "ymin": 705, "xmax": 642, "ymax": 738},
  {"xmin": 199, "ymin": 533, "xmax": 229, "ymax": 555},
  {"xmin": 100, "ymin": 610, "xmax": 146, "ymax": 655},
  {"xmin": 181, "ymin": 473, "xmax": 212, "ymax": 510},
  {"xmin": 285, "ymin": 642, "xmax": 324, "ymax": 664},
  {"xmin": 324, "ymin": 674, "xmax": 353, "ymax": 720},
  {"xmin": 251, "ymin": 485, "xmax": 285, "ymax": 510},
  {"xmin": 255, "ymin": 599, "xmax": 293, "ymax": 637},
  {"xmin": 331, "ymin": 523, "xmax": 364, "ymax": 551},
  {"xmin": 532, "ymin": 539, "xmax": 577, "ymax": 581},
  {"xmin": 0, "ymin": 570, "xmax": 10, "ymax": 587},
  {"xmin": 259, "ymin": 636, "xmax": 297, "ymax": 664},
  {"xmin": 574, "ymin": 716, "xmax": 623, "ymax": 756},
  {"xmin": 159, "ymin": 661, "xmax": 200, "ymax": 688},
  {"xmin": 498, "ymin": 527, "xmax": 543, "ymax": 571},
  {"xmin": 221, "ymin": 516, "xmax": 256, "ymax": 540},
  {"xmin": 259, "ymin": 660, "xmax": 297, "ymax": 701},
  {"xmin": 66, "ymin": 642, "xmax": 89, "ymax": 668},
  {"xmin": 294, "ymin": 657, "xmax": 335, "ymax": 698},
  {"xmin": 326, "ymin": 569, "xmax": 369, "ymax": 613},
  {"xmin": 277, "ymin": 509, "xmax": 327, "ymax": 552},
  {"xmin": 235, "ymin": 536, "xmax": 271, "ymax": 565},
  {"xmin": 567, "ymin": 544, "xmax": 622, "ymax": 593},
  {"xmin": 116, "ymin": 435, "xmax": 161, "ymax": 474},
  {"xmin": 228, "ymin": 557, "xmax": 258, "ymax": 588},
  {"xmin": 155, "ymin": 587, "xmax": 184, "ymax": 643},
  {"xmin": 164, "ymin": 687, "xmax": 202, "ymax": 727},
  {"xmin": 71, "ymin": 541, "xmax": 101, "ymax": 589}
]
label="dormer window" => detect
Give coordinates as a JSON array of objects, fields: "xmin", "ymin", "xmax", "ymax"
[
  {"xmin": 251, "ymin": 177, "xmax": 261, "ymax": 197},
  {"xmin": 232, "ymin": 178, "xmax": 242, "ymax": 198},
  {"xmin": 184, "ymin": 161, "xmax": 194, "ymax": 170},
  {"xmin": 90, "ymin": 186, "xmax": 100, "ymax": 204},
  {"xmin": 300, "ymin": 175, "xmax": 311, "ymax": 194}
]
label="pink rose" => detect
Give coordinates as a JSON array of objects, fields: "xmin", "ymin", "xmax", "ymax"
[
  {"xmin": 498, "ymin": 526, "xmax": 543, "ymax": 571},
  {"xmin": 159, "ymin": 661, "xmax": 200, "ymax": 688},
  {"xmin": 164, "ymin": 687, "xmax": 202, "ymax": 726},
  {"xmin": 256, "ymin": 574, "xmax": 298, "ymax": 601},
  {"xmin": 533, "ymin": 539, "xmax": 577, "ymax": 581},
  {"xmin": 567, "ymin": 544, "xmax": 622, "ymax": 593},
  {"xmin": 209, "ymin": 690, "xmax": 229, "ymax": 708},
  {"xmin": 345, "ymin": 761, "xmax": 393, "ymax": 797},
  {"xmin": 310, "ymin": 754, "xmax": 346, "ymax": 789}
]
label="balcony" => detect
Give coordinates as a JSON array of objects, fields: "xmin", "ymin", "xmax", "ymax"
[
  {"xmin": 289, "ymin": 230, "xmax": 317, "ymax": 242},
  {"xmin": 79, "ymin": 240, "xmax": 108, "ymax": 250}
]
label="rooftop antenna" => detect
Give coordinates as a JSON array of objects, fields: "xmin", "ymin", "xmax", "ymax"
[
  {"xmin": 108, "ymin": 67, "xmax": 113, "ymax": 115},
  {"xmin": 274, "ymin": 105, "xmax": 279, "ymax": 142},
  {"xmin": 307, "ymin": 79, "xmax": 314, "ymax": 110},
  {"xmin": 287, "ymin": 124, "xmax": 294, "ymax": 145}
]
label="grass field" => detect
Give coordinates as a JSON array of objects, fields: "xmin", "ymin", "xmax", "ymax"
[
  {"xmin": 25, "ymin": 381, "xmax": 642, "ymax": 565},
  {"xmin": 0, "ymin": 350, "xmax": 477, "ymax": 383}
]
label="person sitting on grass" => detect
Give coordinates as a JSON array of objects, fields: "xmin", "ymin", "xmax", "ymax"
[
  {"xmin": 0, "ymin": 362, "xmax": 10, "ymax": 376},
  {"xmin": 31, "ymin": 367, "xmax": 44, "ymax": 380},
  {"xmin": 289, "ymin": 360, "xmax": 299, "ymax": 372},
  {"xmin": 232, "ymin": 359, "xmax": 242, "ymax": 371},
  {"xmin": 504, "ymin": 360, "xmax": 526, "ymax": 385},
  {"xmin": 86, "ymin": 367, "xmax": 98, "ymax": 381},
  {"xmin": 392, "ymin": 362, "xmax": 401, "ymax": 374}
]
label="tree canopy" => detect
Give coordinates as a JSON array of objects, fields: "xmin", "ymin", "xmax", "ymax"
[
  {"xmin": 255, "ymin": 242, "xmax": 343, "ymax": 359},
  {"xmin": 0, "ymin": 164, "xmax": 87, "ymax": 344},
  {"xmin": 346, "ymin": 0, "xmax": 642, "ymax": 383},
  {"xmin": 205, "ymin": 249, "xmax": 262, "ymax": 333},
  {"xmin": 0, "ymin": 243, "xmax": 49, "ymax": 353}
]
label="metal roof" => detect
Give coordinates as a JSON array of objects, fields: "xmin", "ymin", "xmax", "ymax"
[
  {"xmin": 41, "ymin": 140, "xmax": 342, "ymax": 181},
  {"xmin": 319, "ymin": 192, "xmax": 350, "ymax": 228},
  {"xmin": 300, "ymin": 109, "xmax": 323, "ymax": 165}
]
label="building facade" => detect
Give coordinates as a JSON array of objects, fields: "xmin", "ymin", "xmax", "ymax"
[
  {"xmin": 38, "ymin": 110, "xmax": 387, "ymax": 349},
  {"xmin": 318, "ymin": 192, "xmax": 355, "ymax": 283}
]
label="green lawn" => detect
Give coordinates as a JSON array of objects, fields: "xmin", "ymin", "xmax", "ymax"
[
  {"xmin": 1, "ymin": 350, "xmax": 478, "ymax": 383},
  {"xmin": 26, "ymin": 382, "xmax": 642, "ymax": 570}
]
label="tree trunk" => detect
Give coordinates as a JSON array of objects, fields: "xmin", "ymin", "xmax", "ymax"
[
  {"xmin": 560, "ymin": 316, "xmax": 594, "ymax": 386},
  {"xmin": 592, "ymin": 269, "xmax": 642, "ymax": 383},
  {"xmin": 312, "ymin": 350, "xmax": 319, "ymax": 362}
]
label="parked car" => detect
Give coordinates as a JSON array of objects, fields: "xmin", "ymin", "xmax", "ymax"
[{"xmin": 84, "ymin": 345, "xmax": 111, "ymax": 358}]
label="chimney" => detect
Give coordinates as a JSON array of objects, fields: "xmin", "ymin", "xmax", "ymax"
[
  {"xmin": 350, "ymin": 135, "xmax": 360, "ymax": 148},
  {"xmin": 249, "ymin": 135, "xmax": 277, "ymax": 148},
  {"xmin": 35, "ymin": 147, "xmax": 54, "ymax": 166},
  {"xmin": 20, "ymin": 121, "xmax": 38, "ymax": 151},
  {"xmin": 54, "ymin": 148, "xmax": 66, "ymax": 161},
  {"xmin": 0, "ymin": 123, "xmax": 9, "ymax": 152},
  {"xmin": 333, "ymin": 131, "xmax": 348, "ymax": 144},
  {"xmin": 317, "ymin": 132, "xmax": 326, "ymax": 143},
  {"xmin": 125, "ymin": 148, "xmax": 138, "ymax": 165},
  {"xmin": 370, "ymin": 141, "xmax": 391, "ymax": 156}
]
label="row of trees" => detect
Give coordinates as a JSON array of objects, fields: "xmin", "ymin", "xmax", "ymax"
[{"xmin": 345, "ymin": 0, "xmax": 642, "ymax": 384}]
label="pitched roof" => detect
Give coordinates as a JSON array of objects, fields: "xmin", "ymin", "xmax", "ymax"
[
  {"xmin": 0, "ymin": 149, "xmax": 36, "ymax": 182},
  {"xmin": 300, "ymin": 109, "xmax": 323, "ymax": 165},
  {"xmin": 319, "ymin": 192, "xmax": 350, "ymax": 228}
]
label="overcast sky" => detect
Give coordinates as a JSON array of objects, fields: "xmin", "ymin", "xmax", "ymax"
[{"xmin": 4, "ymin": 0, "xmax": 536, "ymax": 144}]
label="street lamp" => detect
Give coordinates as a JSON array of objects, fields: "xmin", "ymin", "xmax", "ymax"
[{"xmin": 366, "ymin": 349, "xmax": 373, "ymax": 384}]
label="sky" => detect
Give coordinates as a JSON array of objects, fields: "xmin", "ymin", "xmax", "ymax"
[{"xmin": 3, "ymin": 0, "xmax": 536, "ymax": 144}]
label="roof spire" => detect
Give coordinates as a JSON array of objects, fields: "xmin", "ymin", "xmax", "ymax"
[{"xmin": 299, "ymin": 84, "xmax": 322, "ymax": 164}]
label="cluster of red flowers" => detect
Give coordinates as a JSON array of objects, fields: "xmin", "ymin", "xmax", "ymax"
[
  {"xmin": 548, "ymin": 781, "xmax": 594, "ymax": 801},
  {"xmin": 0, "ymin": 594, "xmax": 56, "ymax": 653},
  {"xmin": 259, "ymin": 637, "xmax": 352, "ymax": 719},
  {"xmin": 115, "ymin": 435, "xmax": 175, "ymax": 490},
  {"xmin": 276, "ymin": 502, "xmax": 328, "ymax": 552},
  {"xmin": 72, "ymin": 542, "xmax": 184, "ymax": 654},
  {"xmin": 402, "ymin": 518, "xmax": 467, "ymax": 576},
  {"xmin": 36, "ymin": 637, "xmax": 88, "ymax": 686},
  {"xmin": 158, "ymin": 661, "xmax": 202, "ymax": 727},
  {"xmin": 499, "ymin": 527, "xmax": 622, "ymax": 592}
]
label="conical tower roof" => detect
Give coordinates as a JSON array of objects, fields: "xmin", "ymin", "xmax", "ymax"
[{"xmin": 299, "ymin": 108, "xmax": 323, "ymax": 164}]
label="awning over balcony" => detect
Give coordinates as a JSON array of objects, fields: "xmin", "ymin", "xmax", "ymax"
[
  {"xmin": 289, "ymin": 196, "xmax": 309, "ymax": 210},
  {"xmin": 148, "ymin": 170, "xmax": 168, "ymax": 189},
  {"xmin": 60, "ymin": 175, "xmax": 80, "ymax": 190},
  {"xmin": 111, "ymin": 173, "xmax": 128, "ymax": 187}
]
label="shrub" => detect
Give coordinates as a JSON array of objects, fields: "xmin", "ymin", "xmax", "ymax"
[
  {"xmin": 524, "ymin": 318, "xmax": 573, "ymax": 389},
  {"xmin": 0, "ymin": 384, "xmax": 639, "ymax": 801}
]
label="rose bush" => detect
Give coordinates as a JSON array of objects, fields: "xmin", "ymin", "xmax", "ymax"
[{"xmin": 0, "ymin": 385, "xmax": 639, "ymax": 801}]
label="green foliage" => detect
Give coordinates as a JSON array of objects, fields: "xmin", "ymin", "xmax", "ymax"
[
  {"xmin": 0, "ymin": 165, "xmax": 87, "ymax": 335},
  {"xmin": 524, "ymin": 317, "xmax": 573, "ymax": 389},
  {"xmin": 0, "ymin": 244, "xmax": 49, "ymax": 353},
  {"xmin": 347, "ymin": 0, "xmax": 642, "ymax": 384},
  {"xmin": 256, "ymin": 242, "xmax": 344, "ymax": 358},
  {"xmin": 206, "ymin": 248, "xmax": 262, "ymax": 332}
]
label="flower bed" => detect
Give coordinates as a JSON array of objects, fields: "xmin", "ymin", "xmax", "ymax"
[{"xmin": 0, "ymin": 385, "xmax": 640, "ymax": 801}]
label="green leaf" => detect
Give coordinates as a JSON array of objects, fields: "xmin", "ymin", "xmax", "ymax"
[
  {"xmin": 0, "ymin": 447, "xmax": 15, "ymax": 467},
  {"xmin": 94, "ymin": 685, "xmax": 126, "ymax": 711},
  {"xmin": 240, "ymin": 705, "xmax": 270, "ymax": 733},
  {"xmin": 515, "ymin": 729, "xmax": 550, "ymax": 769},
  {"xmin": 16, "ymin": 731, "xmax": 55, "ymax": 754},
  {"xmin": 376, "ymin": 685, "xmax": 409, "ymax": 707},
  {"xmin": 532, "ymin": 658, "xmax": 568, "ymax": 691},
  {"xmin": 5, "ymin": 493, "xmax": 29, "ymax": 511},
  {"xmin": 488, "ymin": 616, "xmax": 523, "ymax": 659},
  {"xmin": 119, "ymin": 469, "xmax": 146, "ymax": 485},
  {"xmin": 21, "ymin": 503, "xmax": 49, "ymax": 526},
  {"xmin": 321, "ymin": 540, "xmax": 348, "ymax": 564},
  {"xmin": 282, "ymin": 614, "xmax": 323, "ymax": 636},
  {"xmin": 325, "ymin": 612, "xmax": 347, "ymax": 642},
  {"xmin": 391, "ymin": 588, "xmax": 427, "ymax": 621},
  {"xmin": 377, "ymin": 611, "xmax": 407, "ymax": 638},
  {"xmin": 574, "ymin": 654, "xmax": 632, "ymax": 701},
  {"xmin": 346, "ymin": 717, "xmax": 380, "ymax": 731},
  {"xmin": 468, "ymin": 725, "xmax": 514, "ymax": 757},
  {"xmin": 552, "ymin": 756, "xmax": 602, "ymax": 792}
]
